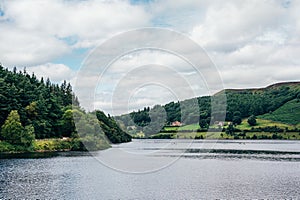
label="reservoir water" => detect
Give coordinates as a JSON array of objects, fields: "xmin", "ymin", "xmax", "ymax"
[{"xmin": 1, "ymin": 139, "xmax": 300, "ymax": 199}]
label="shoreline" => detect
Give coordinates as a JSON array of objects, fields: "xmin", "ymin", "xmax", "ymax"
[
  {"xmin": 0, "ymin": 137, "xmax": 110, "ymax": 155},
  {"xmin": 2, "ymin": 136, "xmax": 300, "ymax": 155}
]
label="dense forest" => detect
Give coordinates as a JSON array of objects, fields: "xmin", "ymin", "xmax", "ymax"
[
  {"xmin": 116, "ymin": 82, "xmax": 300, "ymax": 136},
  {"xmin": 0, "ymin": 64, "xmax": 131, "ymax": 152}
]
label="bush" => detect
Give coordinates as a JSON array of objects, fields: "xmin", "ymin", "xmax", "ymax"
[
  {"xmin": 232, "ymin": 116, "xmax": 242, "ymax": 125},
  {"xmin": 149, "ymin": 133, "xmax": 174, "ymax": 139},
  {"xmin": 0, "ymin": 141, "xmax": 16, "ymax": 152},
  {"xmin": 247, "ymin": 115, "xmax": 257, "ymax": 126},
  {"xmin": 272, "ymin": 133, "xmax": 283, "ymax": 139},
  {"xmin": 195, "ymin": 135, "xmax": 204, "ymax": 139}
]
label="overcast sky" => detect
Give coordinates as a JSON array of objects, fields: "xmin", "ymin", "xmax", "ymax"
[{"xmin": 0, "ymin": 0, "xmax": 299, "ymax": 114}]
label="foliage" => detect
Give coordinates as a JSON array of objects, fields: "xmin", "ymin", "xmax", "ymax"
[
  {"xmin": 148, "ymin": 133, "xmax": 175, "ymax": 139},
  {"xmin": 225, "ymin": 123, "xmax": 235, "ymax": 136},
  {"xmin": 1, "ymin": 110, "xmax": 34, "ymax": 147},
  {"xmin": 130, "ymin": 107, "xmax": 151, "ymax": 127},
  {"xmin": 199, "ymin": 119, "xmax": 208, "ymax": 128},
  {"xmin": 1, "ymin": 110, "xmax": 24, "ymax": 144},
  {"xmin": 116, "ymin": 82, "xmax": 300, "ymax": 136},
  {"xmin": 22, "ymin": 125, "xmax": 35, "ymax": 147},
  {"xmin": 164, "ymin": 101, "xmax": 181, "ymax": 123},
  {"xmin": 33, "ymin": 138, "xmax": 110, "ymax": 152},
  {"xmin": 247, "ymin": 115, "xmax": 257, "ymax": 126},
  {"xmin": 33, "ymin": 138, "xmax": 73, "ymax": 151},
  {"xmin": 0, "ymin": 141, "xmax": 16, "ymax": 152},
  {"xmin": 0, "ymin": 64, "xmax": 79, "ymax": 139},
  {"xmin": 236, "ymin": 118, "xmax": 294, "ymax": 130},
  {"xmin": 61, "ymin": 109, "xmax": 83, "ymax": 137},
  {"xmin": 142, "ymin": 105, "xmax": 166, "ymax": 135},
  {"xmin": 0, "ymin": 65, "xmax": 130, "ymax": 152},
  {"xmin": 258, "ymin": 99, "xmax": 300, "ymax": 125},
  {"xmin": 96, "ymin": 110, "xmax": 132, "ymax": 143},
  {"xmin": 232, "ymin": 116, "xmax": 242, "ymax": 125}
]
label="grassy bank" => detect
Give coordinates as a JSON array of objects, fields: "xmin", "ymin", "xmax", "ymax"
[
  {"xmin": 148, "ymin": 131, "xmax": 300, "ymax": 140},
  {"xmin": 0, "ymin": 138, "xmax": 111, "ymax": 153}
]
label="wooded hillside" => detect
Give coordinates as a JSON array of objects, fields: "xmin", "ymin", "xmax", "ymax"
[
  {"xmin": 116, "ymin": 82, "xmax": 300, "ymax": 136},
  {"xmin": 0, "ymin": 64, "xmax": 131, "ymax": 152}
]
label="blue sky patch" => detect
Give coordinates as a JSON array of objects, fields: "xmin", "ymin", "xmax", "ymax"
[{"xmin": 53, "ymin": 48, "xmax": 89, "ymax": 70}]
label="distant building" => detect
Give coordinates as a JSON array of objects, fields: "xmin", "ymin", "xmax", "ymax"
[
  {"xmin": 171, "ymin": 121, "xmax": 182, "ymax": 126},
  {"xmin": 218, "ymin": 121, "xmax": 224, "ymax": 126},
  {"xmin": 127, "ymin": 126, "xmax": 136, "ymax": 130},
  {"xmin": 214, "ymin": 121, "xmax": 224, "ymax": 127}
]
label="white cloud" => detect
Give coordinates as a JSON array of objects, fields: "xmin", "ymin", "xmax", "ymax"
[
  {"xmin": 220, "ymin": 64, "xmax": 300, "ymax": 89},
  {"xmin": 1, "ymin": 0, "xmax": 300, "ymax": 113},
  {"xmin": 0, "ymin": 26, "xmax": 70, "ymax": 66},
  {"xmin": 26, "ymin": 63, "xmax": 75, "ymax": 83},
  {"xmin": 3, "ymin": 0, "xmax": 150, "ymax": 45},
  {"xmin": 0, "ymin": 0, "xmax": 151, "ymax": 66},
  {"xmin": 179, "ymin": 0, "xmax": 300, "ymax": 93},
  {"xmin": 190, "ymin": 0, "xmax": 289, "ymax": 52},
  {"xmin": 75, "ymin": 47, "xmax": 214, "ymax": 114}
]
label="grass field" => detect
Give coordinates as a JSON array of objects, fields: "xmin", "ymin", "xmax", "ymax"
[
  {"xmin": 157, "ymin": 100, "xmax": 300, "ymax": 140},
  {"xmin": 235, "ymin": 118, "xmax": 295, "ymax": 130},
  {"xmin": 157, "ymin": 117, "xmax": 300, "ymax": 140},
  {"xmin": 162, "ymin": 124, "xmax": 201, "ymax": 132},
  {"xmin": 163, "ymin": 118, "xmax": 297, "ymax": 133},
  {"xmin": 178, "ymin": 123, "xmax": 200, "ymax": 131},
  {"xmin": 163, "ymin": 126, "xmax": 179, "ymax": 131}
]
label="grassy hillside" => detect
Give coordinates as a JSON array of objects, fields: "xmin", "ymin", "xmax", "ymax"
[
  {"xmin": 258, "ymin": 99, "xmax": 300, "ymax": 126},
  {"xmin": 235, "ymin": 118, "xmax": 294, "ymax": 130},
  {"xmin": 117, "ymin": 81, "xmax": 300, "ymax": 137}
]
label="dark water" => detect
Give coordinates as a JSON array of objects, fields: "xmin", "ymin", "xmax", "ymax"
[{"xmin": 1, "ymin": 139, "xmax": 300, "ymax": 199}]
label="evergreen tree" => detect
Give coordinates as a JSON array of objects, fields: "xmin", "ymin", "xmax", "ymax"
[
  {"xmin": 61, "ymin": 109, "xmax": 77, "ymax": 137},
  {"xmin": 0, "ymin": 110, "xmax": 34, "ymax": 146},
  {"xmin": 22, "ymin": 125, "xmax": 35, "ymax": 147}
]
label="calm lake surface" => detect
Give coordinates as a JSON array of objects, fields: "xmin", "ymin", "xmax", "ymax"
[{"xmin": 1, "ymin": 139, "xmax": 300, "ymax": 199}]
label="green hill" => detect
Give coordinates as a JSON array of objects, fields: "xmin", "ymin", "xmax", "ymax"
[
  {"xmin": 116, "ymin": 81, "xmax": 300, "ymax": 137},
  {"xmin": 236, "ymin": 118, "xmax": 294, "ymax": 130},
  {"xmin": 258, "ymin": 99, "xmax": 300, "ymax": 126}
]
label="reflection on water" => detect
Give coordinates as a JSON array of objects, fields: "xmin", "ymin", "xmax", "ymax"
[
  {"xmin": 1, "ymin": 139, "xmax": 300, "ymax": 199},
  {"xmin": 0, "ymin": 151, "xmax": 92, "ymax": 159}
]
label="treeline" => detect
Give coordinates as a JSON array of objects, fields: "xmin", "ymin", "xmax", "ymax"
[
  {"xmin": 116, "ymin": 82, "xmax": 300, "ymax": 135},
  {"xmin": 96, "ymin": 110, "xmax": 132, "ymax": 143},
  {"xmin": 0, "ymin": 64, "xmax": 131, "ymax": 152},
  {"xmin": 0, "ymin": 65, "xmax": 78, "ymax": 139},
  {"xmin": 224, "ymin": 85, "xmax": 299, "ymax": 120}
]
